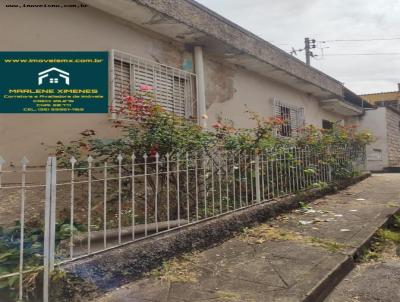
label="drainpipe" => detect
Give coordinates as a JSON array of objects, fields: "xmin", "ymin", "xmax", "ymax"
[{"xmin": 194, "ymin": 46, "xmax": 207, "ymax": 128}]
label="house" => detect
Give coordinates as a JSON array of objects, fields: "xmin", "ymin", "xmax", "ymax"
[
  {"xmin": 0, "ymin": 0, "xmax": 369, "ymax": 166},
  {"xmin": 361, "ymin": 84, "xmax": 400, "ymax": 110},
  {"xmin": 359, "ymin": 85, "xmax": 400, "ymax": 172}
]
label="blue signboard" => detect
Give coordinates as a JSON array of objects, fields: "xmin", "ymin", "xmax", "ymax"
[{"xmin": 0, "ymin": 52, "xmax": 109, "ymax": 113}]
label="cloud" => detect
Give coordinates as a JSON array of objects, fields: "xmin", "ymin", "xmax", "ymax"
[{"xmin": 197, "ymin": 0, "xmax": 400, "ymax": 94}]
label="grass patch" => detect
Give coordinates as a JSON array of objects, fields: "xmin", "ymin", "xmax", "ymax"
[
  {"xmin": 359, "ymin": 215, "xmax": 400, "ymax": 263},
  {"xmin": 359, "ymin": 235, "xmax": 395, "ymax": 263},
  {"xmin": 216, "ymin": 291, "xmax": 242, "ymax": 301},
  {"xmin": 308, "ymin": 237, "xmax": 347, "ymax": 252},
  {"xmin": 377, "ymin": 229, "xmax": 400, "ymax": 243},
  {"xmin": 361, "ymin": 249, "xmax": 381, "ymax": 262},
  {"xmin": 240, "ymin": 225, "xmax": 303, "ymax": 245},
  {"xmin": 392, "ymin": 214, "xmax": 400, "ymax": 229},
  {"xmin": 148, "ymin": 252, "xmax": 202, "ymax": 283},
  {"xmin": 240, "ymin": 225, "xmax": 347, "ymax": 252}
]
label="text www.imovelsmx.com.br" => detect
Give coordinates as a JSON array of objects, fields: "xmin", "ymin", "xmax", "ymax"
[
  {"xmin": 3, "ymin": 59, "xmax": 104, "ymax": 63},
  {"xmin": 4, "ymin": 3, "xmax": 88, "ymax": 8}
]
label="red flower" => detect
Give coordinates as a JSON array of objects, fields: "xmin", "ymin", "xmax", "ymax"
[
  {"xmin": 149, "ymin": 145, "xmax": 158, "ymax": 157},
  {"xmin": 212, "ymin": 122, "xmax": 223, "ymax": 129},
  {"xmin": 123, "ymin": 95, "xmax": 137, "ymax": 104}
]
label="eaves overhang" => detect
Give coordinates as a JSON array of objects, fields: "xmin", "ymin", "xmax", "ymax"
[
  {"xmin": 80, "ymin": 0, "xmax": 350, "ymax": 102},
  {"xmin": 320, "ymin": 98, "xmax": 364, "ymax": 116}
]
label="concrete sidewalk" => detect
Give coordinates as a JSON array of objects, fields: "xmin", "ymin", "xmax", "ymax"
[{"xmin": 95, "ymin": 174, "xmax": 400, "ymax": 302}]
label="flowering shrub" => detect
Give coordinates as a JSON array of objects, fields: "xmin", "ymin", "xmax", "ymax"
[
  {"xmin": 55, "ymin": 86, "xmax": 373, "ymax": 165},
  {"xmin": 212, "ymin": 111, "xmax": 290, "ymax": 152},
  {"xmin": 56, "ymin": 87, "xmax": 214, "ymax": 168},
  {"xmin": 53, "ymin": 87, "xmax": 374, "ymax": 221}
]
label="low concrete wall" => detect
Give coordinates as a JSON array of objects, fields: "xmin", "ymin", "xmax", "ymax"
[{"xmin": 55, "ymin": 172, "xmax": 371, "ymax": 301}]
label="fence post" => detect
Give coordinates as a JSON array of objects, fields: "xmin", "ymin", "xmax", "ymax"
[
  {"xmin": 255, "ymin": 154, "xmax": 261, "ymax": 203},
  {"xmin": 326, "ymin": 146, "xmax": 333, "ymax": 183},
  {"xmin": 43, "ymin": 156, "xmax": 57, "ymax": 302},
  {"xmin": 363, "ymin": 145, "xmax": 368, "ymax": 171}
]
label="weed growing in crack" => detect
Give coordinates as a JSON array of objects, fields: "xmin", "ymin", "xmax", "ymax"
[{"xmin": 148, "ymin": 252, "xmax": 202, "ymax": 283}]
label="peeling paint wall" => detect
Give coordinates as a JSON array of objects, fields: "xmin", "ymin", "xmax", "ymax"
[
  {"xmin": 205, "ymin": 62, "xmax": 345, "ymax": 129},
  {"xmin": 204, "ymin": 57, "xmax": 236, "ymax": 108}
]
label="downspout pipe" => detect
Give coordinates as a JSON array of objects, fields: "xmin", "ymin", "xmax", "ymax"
[{"xmin": 194, "ymin": 46, "xmax": 207, "ymax": 128}]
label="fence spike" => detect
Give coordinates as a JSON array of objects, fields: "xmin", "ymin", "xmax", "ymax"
[
  {"xmin": 166, "ymin": 153, "xmax": 170, "ymax": 159},
  {"xmin": 143, "ymin": 154, "xmax": 148, "ymax": 159},
  {"xmin": 131, "ymin": 153, "xmax": 136, "ymax": 160},
  {"xmin": 70, "ymin": 156, "xmax": 77, "ymax": 166},
  {"xmin": 87, "ymin": 156, "xmax": 93, "ymax": 163},
  {"xmin": 21, "ymin": 156, "xmax": 29, "ymax": 167},
  {"xmin": 155, "ymin": 152, "xmax": 160, "ymax": 160},
  {"xmin": 117, "ymin": 154, "xmax": 123, "ymax": 162}
]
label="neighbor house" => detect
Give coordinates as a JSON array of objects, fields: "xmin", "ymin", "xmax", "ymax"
[
  {"xmin": 359, "ymin": 85, "xmax": 400, "ymax": 171},
  {"xmin": 361, "ymin": 84, "xmax": 400, "ymax": 110},
  {"xmin": 0, "ymin": 0, "xmax": 369, "ymax": 167}
]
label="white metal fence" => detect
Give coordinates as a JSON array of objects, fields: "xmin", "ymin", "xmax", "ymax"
[{"xmin": 0, "ymin": 145, "xmax": 366, "ymax": 301}]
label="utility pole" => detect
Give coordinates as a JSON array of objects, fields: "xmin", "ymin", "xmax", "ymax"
[
  {"xmin": 305, "ymin": 38, "xmax": 311, "ymax": 66},
  {"xmin": 304, "ymin": 37, "xmax": 316, "ymax": 66}
]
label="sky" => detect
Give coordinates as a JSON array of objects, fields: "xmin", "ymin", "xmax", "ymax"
[{"xmin": 196, "ymin": 0, "xmax": 400, "ymax": 95}]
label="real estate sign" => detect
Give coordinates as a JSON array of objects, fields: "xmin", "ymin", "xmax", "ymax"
[{"xmin": 0, "ymin": 52, "xmax": 108, "ymax": 113}]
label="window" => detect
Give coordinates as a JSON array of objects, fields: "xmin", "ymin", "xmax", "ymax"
[
  {"xmin": 273, "ymin": 99, "xmax": 305, "ymax": 137},
  {"xmin": 322, "ymin": 119, "xmax": 333, "ymax": 130},
  {"xmin": 112, "ymin": 50, "xmax": 197, "ymax": 119}
]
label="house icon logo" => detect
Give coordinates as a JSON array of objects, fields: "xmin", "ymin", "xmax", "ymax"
[{"xmin": 38, "ymin": 67, "xmax": 70, "ymax": 86}]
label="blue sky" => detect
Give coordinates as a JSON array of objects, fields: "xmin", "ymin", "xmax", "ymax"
[{"xmin": 196, "ymin": 0, "xmax": 400, "ymax": 94}]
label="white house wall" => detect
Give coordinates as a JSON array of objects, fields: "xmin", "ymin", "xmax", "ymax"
[
  {"xmin": 204, "ymin": 58, "xmax": 345, "ymax": 128},
  {"xmin": 0, "ymin": 0, "xmax": 359, "ymax": 167},
  {"xmin": 0, "ymin": 0, "xmax": 190, "ymax": 166}
]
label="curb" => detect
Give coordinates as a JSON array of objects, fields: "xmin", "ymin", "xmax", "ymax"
[{"xmin": 303, "ymin": 194, "xmax": 400, "ymax": 302}]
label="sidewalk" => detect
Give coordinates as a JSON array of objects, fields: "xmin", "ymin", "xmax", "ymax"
[{"xmin": 95, "ymin": 174, "xmax": 400, "ymax": 302}]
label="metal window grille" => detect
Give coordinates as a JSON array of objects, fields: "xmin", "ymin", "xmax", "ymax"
[
  {"xmin": 112, "ymin": 49, "xmax": 197, "ymax": 119},
  {"xmin": 273, "ymin": 99, "xmax": 305, "ymax": 136}
]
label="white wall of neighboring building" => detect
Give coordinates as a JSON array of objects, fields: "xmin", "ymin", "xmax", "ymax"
[{"xmin": 359, "ymin": 108, "xmax": 389, "ymax": 171}]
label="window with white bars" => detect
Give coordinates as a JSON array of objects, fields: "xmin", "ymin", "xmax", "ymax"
[
  {"xmin": 273, "ymin": 99, "xmax": 305, "ymax": 136},
  {"xmin": 112, "ymin": 49, "xmax": 197, "ymax": 119}
]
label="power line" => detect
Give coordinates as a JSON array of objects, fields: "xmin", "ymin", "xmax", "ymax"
[
  {"xmin": 284, "ymin": 36, "xmax": 400, "ymax": 63},
  {"xmin": 322, "ymin": 37, "xmax": 400, "ymax": 42},
  {"xmin": 276, "ymin": 37, "xmax": 400, "ymax": 46},
  {"xmin": 323, "ymin": 53, "xmax": 400, "ymax": 56}
]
